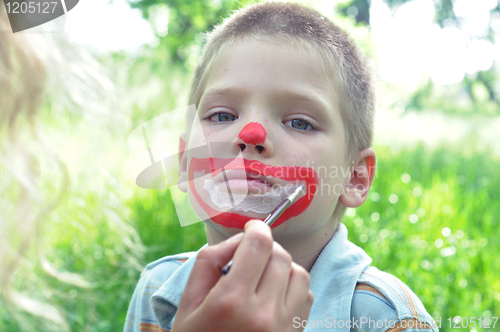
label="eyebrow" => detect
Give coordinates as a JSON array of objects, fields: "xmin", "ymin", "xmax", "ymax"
[
  {"xmin": 276, "ymin": 90, "xmax": 332, "ymax": 113},
  {"xmin": 283, "ymin": 91, "xmax": 337, "ymax": 129},
  {"xmin": 200, "ymin": 87, "xmax": 333, "ymax": 115},
  {"xmin": 198, "ymin": 87, "xmax": 246, "ymax": 108}
]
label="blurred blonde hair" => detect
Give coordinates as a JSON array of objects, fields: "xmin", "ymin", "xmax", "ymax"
[
  {"xmin": 0, "ymin": 6, "xmax": 78, "ymax": 330},
  {"xmin": 0, "ymin": 6, "xmax": 144, "ymax": 331}
]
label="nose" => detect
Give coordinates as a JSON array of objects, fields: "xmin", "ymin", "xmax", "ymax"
[{"xmin": 232, "ymin": 122, "xmax": 273, "ymax": 156}]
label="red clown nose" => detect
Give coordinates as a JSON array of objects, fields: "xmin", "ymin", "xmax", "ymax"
[{"xmin": 238, "ymin": 122, "xmax": 267, "ymax": 145}]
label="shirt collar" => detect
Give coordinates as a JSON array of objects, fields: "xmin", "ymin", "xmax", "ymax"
[
  {"xmin": 308, "ymin": 222, "xmax": 372, "ymax": 330},
  {"xmin": 151, "ymin": 246, "xmax": 204, "ymax": 328}
]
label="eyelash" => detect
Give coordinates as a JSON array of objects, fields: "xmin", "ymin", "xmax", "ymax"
[
  {"xmin": 204, "ymin": 112, "xmax": 317, "ymax": 131},
  {"xmin": 284, "ymin": 118, "xmax": 317, "ymax": 131},
  {"xmin": 204, "ymin": 112, "xmax": 238, "ymax": 122}
]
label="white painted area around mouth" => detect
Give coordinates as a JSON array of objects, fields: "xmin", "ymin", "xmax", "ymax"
[{"xmin": 203, "ymin": 179, "xmax": 304, "ymax": 214}]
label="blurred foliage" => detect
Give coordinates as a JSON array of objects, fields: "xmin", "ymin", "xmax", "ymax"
[
  {"xmin": 337, "ymin": 0, "xmax": 500, "ymax": 114},
  {"xmin": 129, "ymin": 0, "xmax": 254, "ymax": 67},
  {"xmin": 337, "ymin": 0, "xmax": 371, "ymax": 25},
  {"xmin": 129, "ymin": 0, "xmax": 500, "ymax": 114},
  {"xmin": 128, "ymin": 188, "xmax": 207, "ymax": 264}
]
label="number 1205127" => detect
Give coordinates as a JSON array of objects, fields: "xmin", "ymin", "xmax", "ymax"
[
  {"xmin": 447, "ymin": 317, "xmax": 498, "ymax": 329},
  {"xmin": 5, "ymin": 2, "xmax": 58, "ymax": 14}
]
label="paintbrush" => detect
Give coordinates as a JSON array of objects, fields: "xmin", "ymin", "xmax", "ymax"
[{"xmin": 221, "ymin": 184, "xmax": 305, "ymax": 275}]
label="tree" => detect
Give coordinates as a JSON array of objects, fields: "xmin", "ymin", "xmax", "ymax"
[
  {"xmin": 130, "ymin": 0, "xmax": 253, "ymax": 66},
  {"xmin": 338, "ymin": 0, "xmax": 500, "ymax": 113}
]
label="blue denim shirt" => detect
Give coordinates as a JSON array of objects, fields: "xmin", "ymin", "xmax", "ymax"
[{"xmin": 124, "ymin": 223, "xmax": 438, "ymax": 331}]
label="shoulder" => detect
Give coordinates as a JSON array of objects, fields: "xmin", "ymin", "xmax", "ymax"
[
  {"xmin": 138, "ymin": 251, "xmax": 197, "ymax": 300},
  {"xmin": 350, "ymin": 267, "xmax": 438, "ymax": 332},
  {"xmin": 124, "ymin": 252, "xmax": 196, "ymax": 332},
  {"xmin": 144, "ymin": 252, "xmax": 196, "ymax": 275},
  {"xmin": 137, "ymin": 252, "xmax": 196, "ymax": 292}
]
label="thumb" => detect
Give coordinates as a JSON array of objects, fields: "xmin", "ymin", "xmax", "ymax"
[{"xmin": 178, "ymin": 233, "xmax": 243, "ymax": 313}]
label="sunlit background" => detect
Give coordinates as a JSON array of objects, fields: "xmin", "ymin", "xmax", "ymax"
[
  {"xmin": 64, "ymin": 0, "xmax": 500, "ymax": 150},
  {"xmin": 1, "ymin": 0, "xmax": 499, "ymax": 330}
]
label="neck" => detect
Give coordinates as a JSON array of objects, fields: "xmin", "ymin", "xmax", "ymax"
[
  {"xmin": 274, "ymin": 222, "xmax": 339, "ymax": 271},
  {"xmin": 205, "ymin": 220, "xmax": 339, "ymax": 272}
]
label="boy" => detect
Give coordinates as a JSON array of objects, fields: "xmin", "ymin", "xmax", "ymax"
[{"xmin": 125, "ymin": 2, "xmax": 438, "ymax": 332}]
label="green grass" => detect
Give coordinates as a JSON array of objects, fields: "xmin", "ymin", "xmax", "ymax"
[
  {"xmin": 345, "ymin": 144, "xmax": 500, "ymax": 331},
  {"xmin": 128, "ymin": 187, "xmax": 207, "ymax": 264}
]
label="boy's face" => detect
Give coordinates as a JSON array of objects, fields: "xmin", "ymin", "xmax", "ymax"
[{"xmin": 180, "ymin": 38, "xmax": 351, "ymax": 241}]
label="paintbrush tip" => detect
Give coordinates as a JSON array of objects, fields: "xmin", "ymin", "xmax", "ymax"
[{"xmin": 288, "ymin": 184, "xmax": 305, "ymax": 204}]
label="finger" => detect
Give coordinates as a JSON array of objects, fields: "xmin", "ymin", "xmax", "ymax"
[
  {"xmin": 177, "ymin": 233, "xmax": 243, "ymax": 313},
  {"xmin": 255, "ymin": 241, "xmax": 292, "ymax": 302},
  {"xmin": 300, "ymin": 290, "xmax": 314, "ymax": 320},
  {"xmin": 225, "ymin": 220, "xmax": 274, "ymax": 292},
  {"xmin": 284, "ymin": 262, "xmax": 312, "ymax": 315},
  {"xmin": 293, "ymin": 291, "xmax": 314, "ymax": 331}
]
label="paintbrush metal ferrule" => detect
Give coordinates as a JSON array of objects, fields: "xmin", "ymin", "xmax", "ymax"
[{"xmin": 263, "ymin": 184, "xmax": 304, "ymax": 226}]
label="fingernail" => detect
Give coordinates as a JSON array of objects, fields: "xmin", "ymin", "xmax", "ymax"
[
  {"xmin": 226, "ymin": 232, "xmax": 244, "ymax": 242},
  {"xmin": 244, "ymin": 219, "xmax": 261, "ymax": 230}
]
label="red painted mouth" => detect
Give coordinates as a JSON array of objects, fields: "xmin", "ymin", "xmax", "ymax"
[
  {"xmin": 210, "ymin": 166, "xmax": 292, "ymax": 194},
  {"xmin": 188, "ymin": 158, "xmax": 318, "ymax": 229}
]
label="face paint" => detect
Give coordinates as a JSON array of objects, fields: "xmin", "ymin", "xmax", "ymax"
[
  {"xmin": 204, "ymin": 179, "xmax": 303, "ymax": 214},
  {"xmin": 238, "ymin": 122, "xmax": 266, "ymax": 145},
  {"xmin": 188, "ymin": 158, "xmax": 318, "ymax": 229}
]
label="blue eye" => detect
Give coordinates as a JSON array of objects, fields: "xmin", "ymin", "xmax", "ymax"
[
  {"xmin": 286, "ymin": 119, "xmax": 315, "ymax": 131},
  {"xmin": 218, "ymin": 113, "xmax": 236, "ymax": 122},
  {"xmin": 206, "ymin": 112, "xmax": 237, "ymax": 122}
]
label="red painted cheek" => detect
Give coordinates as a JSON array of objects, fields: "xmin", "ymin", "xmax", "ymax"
[{"xmin": 238, "ymin": 122, "xmax": 266, "ymax": 145}]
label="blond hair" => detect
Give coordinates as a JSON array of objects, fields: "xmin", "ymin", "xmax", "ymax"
[
  {"xmin": 0, "ymin": 8, "xmax": 70, "ymax": 329},
  {"xmin": 1, "ymin": 5, "xmax": 143, "ymax": 330},
  {"xmin": 188, "ymin": 2, "xmax": 375, "ymax": 162}
]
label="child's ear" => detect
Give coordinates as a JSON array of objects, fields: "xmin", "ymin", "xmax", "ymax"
[
  {"xmin": 339, "ymin": 148, "xmax": 376, "ymax": 208},
  {"xmin": 178, "ymin": 132, "xmax": 188, "ymax": 193}
]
